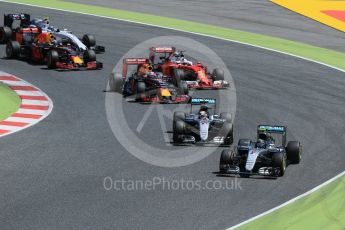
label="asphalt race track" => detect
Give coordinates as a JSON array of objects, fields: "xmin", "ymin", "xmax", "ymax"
[
  {"xmin": 69, "ymin": 0, "xmax": 345, "ymax": 52},
  {"xmin": 0, "ymin": 2, "xmax": 345, "ymax": 230}
]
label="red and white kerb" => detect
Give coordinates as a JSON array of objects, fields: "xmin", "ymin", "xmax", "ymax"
[{"xmin": 0, "ymin": 72, "xmax": 53, "ymax": 137}]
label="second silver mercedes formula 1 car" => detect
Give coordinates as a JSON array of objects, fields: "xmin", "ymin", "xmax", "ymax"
[{"xmin": 173, "ymin": 98, "xmax": 233, "ymax": 145}]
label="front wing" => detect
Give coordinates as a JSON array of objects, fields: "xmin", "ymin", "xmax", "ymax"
[{"xmin": 55, "ymin": 61, "xmax": 103, "ymax": 70}]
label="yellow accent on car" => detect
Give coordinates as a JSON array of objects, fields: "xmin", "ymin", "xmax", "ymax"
[
  {"xmin": 160, "ymin": 88, "xmax": 171, "ymax": 97},
  {"xmin": 71, "ymin": 56, "xmax": 84, "ymax": 64}
]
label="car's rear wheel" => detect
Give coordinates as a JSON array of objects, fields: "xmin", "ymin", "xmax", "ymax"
[
  {"xmin": 286, "ymin": 141, "xmax": 302, "ymax": 164},
  {"xmin": 212, "ymin": 68, "xmax": 224, "ymax": 81},
  {"xmin": 0, "ymin": 26, "xmax": 12, "ymax": 44},
  {"xmin": 222, "ymin": 122, "xmax": 233, "ymax": 145},
  {"xmin": 109, "ymin": 73, "xmax": 123, "ymax": 93},
  {"xmin": 238, "ymin": 139, "xmax": 251, "ymax": 147},
  {"xmin": 220, "ymin": 112, "xmax": 232, "ymax": 123},
  {"xmin": 272, "ymin": 152, "xmax": 286, "ymax": 177},
  {"xmin": 47, "ymin": 50, "xmax": 59, "ymax": 69},
  {"xmin": 82, "ymin": 34, "xmax": 96, "ymax": 48},
  {"xmin": 6, "ymin": 41, "xmax": 20, "ymax": 59}
]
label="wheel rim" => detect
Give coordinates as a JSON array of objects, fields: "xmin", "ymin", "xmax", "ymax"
[
  {"xmin": 283, "ymin": 157, "xmax": 286, "ymax": 171},
  {"xmin": 47, "ymin": 54, "xmax": 51, "ymax": 66},
  {"xmin": 6, "ymin": 45, "xmax": 12, "ymax": 57}
]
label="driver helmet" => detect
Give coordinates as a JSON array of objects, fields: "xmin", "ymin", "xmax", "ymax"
[
  {"xmin": 138, "ymin": 63, "xmax": 153, "ymax": 76},
  {"xmin": 199, "ymin": 105, "xmax": 209, "ymax": 118},
  {"xmin": 47, "ymin": 32, "xmax": 55, "ymax": 44},
  {"xmin": 258, "ymin": 132, "xmax": 269, "ymax": 141},
  {"xmin": 266, "ymin": 134, "xmax": 275, "ymax": 144},
  {"xmin": 43, "ymin": 17, "xmax": 49, "ymax": 26},
  {"xmin": 199, "ymin": 105, "xmax": 208, "ymax": 113},
  {"xmin": 170, "ymin": 52, "xmax": 181, "ymax": 62},
  {"xmin": 199, "ymin": 110, "xmax": 207, "ymax": 119}
]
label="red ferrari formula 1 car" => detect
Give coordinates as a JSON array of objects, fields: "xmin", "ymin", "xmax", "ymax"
[
  {"xmin": 149, "ymin": 47, "xmax": 229, "ymax": 89},
  {"xmin": 109, "ymin": 58, "xmax": 190, "ymax": 103},
  {"xmin": 1, "ymin": 14, "xmax": 102, "ymax": 70}
]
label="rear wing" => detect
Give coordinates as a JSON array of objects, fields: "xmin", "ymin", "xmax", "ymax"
[
  {"xmin": 122, "ymin": 58, "xmax": 150, "ymax": 79},
  {"xmin": 191, "ymin": 98, "xmax": 216, "ymax": 105},
  {"xmin": 257, "ymin": 125, "xmax": 286, "ymax": 146},
  {"xmin": 190, "ymin": 98, "xmax": 216, "ymax": 114},
  {"xmin": 4, "ymin": 13, "xmax": 31, "ymax": 28},
  {"xmin": 257, "ymin": 125, "xmax": 286, "ymax": 133},
  {"xmin": 149, "ymin": 47, "xmax": 176, "ymax": 63}
]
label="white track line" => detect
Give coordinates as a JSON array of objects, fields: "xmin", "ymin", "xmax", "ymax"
[
  {"xmin": 2, "ymin": 0, "xmax": 345, "ymax": 76},
  {"xmin": 13, "ymin": 90, "xmax": 42, "ymax": 96},
  {"xmin": 0, "ymin": 80, "xmax": 30, "ymax": 86},
  {"xmin": 5, "ymin": 116, "xmax": 40, "ymax": 123},
  {"xmin": 15, "ymin": 108, "xmax": 48, "ymax": 115},
  {"xmin": 21, "ymin": 99, "xmax": 50, "ymax": 106},
  {"xmin": 0, "ymin": 125, "xmax": 21, "ymax": 131},
  {"xmin": 227, "ymin": 170, "xmax": 345, "ymax": 229},
  {"xmin": 1, "ymin": 1, "xmax": 344, "ymax": 228}
]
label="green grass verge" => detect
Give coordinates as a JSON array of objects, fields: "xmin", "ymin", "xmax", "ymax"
[
  {"xmin": 0, "ymin": 83, "xmax": 21, "ymax": 121},
  {"xmin": 4, "ymin": 1, "xmax": 345, "ymax": 229},
  {"xmin": 6, "ymin": 0, "xmax": 345, "ymax": 72},
  {"xmin": 236, "ymin": 174, "xmax": 345, "ymax": 230}
]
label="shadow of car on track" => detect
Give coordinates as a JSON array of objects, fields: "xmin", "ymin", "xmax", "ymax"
[{"xmin": 212, "ymin": 171, "xmax": 278, "ymax": 180}]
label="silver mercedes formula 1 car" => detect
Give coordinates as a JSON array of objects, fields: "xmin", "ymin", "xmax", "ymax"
[
  {"xmin": 219, "ymin": 125, "xmax": 302, "ymax": 177},
  {"xmin": 173, "ymin": 98, "xmax": 233, "ymax": 146}
]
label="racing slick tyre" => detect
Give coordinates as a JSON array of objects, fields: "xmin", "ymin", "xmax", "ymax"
[
  {"xmin": 137, "ymin": 81, "xmax": 146, "ymax": 94},
  {"xmin": 222, "ymin": 122, "xmax": 234, "ymax": 145},
  {"xmin": 109, "ymin": 73, "xmax": 123, "ymax": 93},
  {"xmin": 82, "ymin": 34, "xmax": 96, "ymax": 48},
  {"xmin": 178, "ymin": 81, "xmax": 189, "ymax": 95},
  {"xmin": 220, "ymin": 112, "xmax": 232, "ymax": 123},
  {"xmin": 47, "ymin": 50, "xmax": 59, "ymax": 69},
  {"xmin": 6, "ymin": 41, "xmax": 20, "ymax": 59},
  {"xmin": 219, "ymin": 149, "xmax": 235, "ymax": 172},
  {"xmin": 173, "ymin": 111, "xmax": 186, "ymax": 129},
  {"xmin": 238, "ymin": 139, "xmax": 251, "ymax": 147},
  {"xmin": 286, "ymin": 141, "xmax": 302, "ymax": 164},
  {"xmin": 173, "ymin": 120, "xmax": 185, "ymax": 143},
  {"xmin": 272, "ymin": 152, "xmax": 286, "ymax": 177},
  {"xmin": 84, "ymin": 49, "xmax": 96, "ymax": 62},
  {"xmin": 135, "ymin": 81, "xmax": 146, "ymax": 100},
  {"xmin": 212, "ymin": 68, "xmax": 224, "ymax": 81},
  {"xmin": 174, "ymin": 69, "xmax": 185, "ymax": 86},
  {"xmin": 173, "ymin": 111, "xmax": 185, "ymax": 120},
  {"xmin": 0, "ymin": 26, "xmax": 12, "ymax": 44}
]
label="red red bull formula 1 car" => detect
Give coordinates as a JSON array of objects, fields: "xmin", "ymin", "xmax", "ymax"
[
  {"xmin": 149, "ymin": 47, "xmax": 229, "ymax": 89},
  {"xmin": 1, "ymin": 13, "xmax": 102, "ymax": 70},
  {"xmin": 109, "ymin": 58, "xmax": 190, "ymax": 103}
]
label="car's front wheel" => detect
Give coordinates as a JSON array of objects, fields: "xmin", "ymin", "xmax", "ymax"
[
  {"xmin": 272, "ymin": 152, "xmax": 286, "ymax": 177},
  {"xmin": 173, "ymin": 120, "xmax": 185, "ymax": 143},
  {"xmin": 47, "ymin": 50, "xmax": 59, "ymax": 69},
  {"xmin": 219, "ymin": 149, "xmax": 235, "ymax": 172}
]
